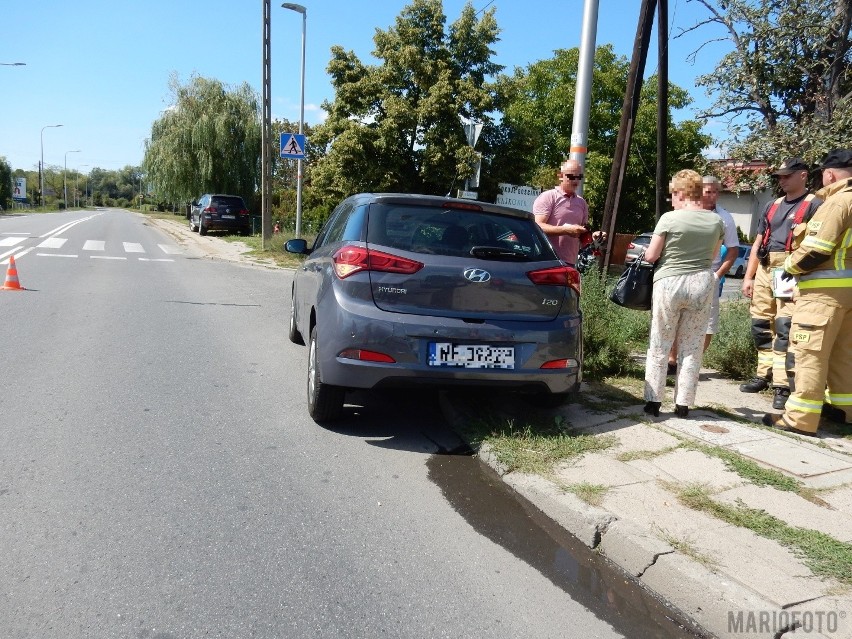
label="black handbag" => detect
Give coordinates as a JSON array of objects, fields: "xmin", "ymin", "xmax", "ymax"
[{"xmin": 609, "ymin": 250, "xmax": 654, "ymax": 310}]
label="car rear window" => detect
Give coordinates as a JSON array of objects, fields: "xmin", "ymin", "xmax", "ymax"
[
  {"xmin": 366, "ymin": 203, "xmax": 554, "ymax": 260},
  {"xmin": 211, "ymin": 196, "xmax": 246, "ymax": 209}
]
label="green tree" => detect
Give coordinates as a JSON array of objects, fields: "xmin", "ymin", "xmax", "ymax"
[
  {"xmin": 0, "ymin": 157, "xmax": 12, "ymax": 209},
  {"xmin": 143, "ymin": 74, "xmax": 261, "ymax": 204},
  {"xmin": 309, "ymin": 0, "xmax": 501, "ymax": 210},
  {"xmin": 684, "ymin": 0, "xmax": 852, "ymax": 164},
  {"xmin": 494, "ymin": 45, "xmax": 710, "ymax": 232}
]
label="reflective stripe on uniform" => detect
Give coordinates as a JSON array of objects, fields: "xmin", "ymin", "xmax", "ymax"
[
  {"xmin": 797, "ymin": 268, "xmax": 852, "ymax": 289},
  {"xmin": 798, "ymin": 278, "xmax": 852, "ymax": 289},
  {"xmin": 827, "ymin": 393, "xmax": 852, "ymax": 407},
  {"xmin": 835, "ymin": 228, "xmax": 852, "ymax": 270},
  {"xmin": 784, "ymin": 254, "xmax": 804, "ymax": 274},
  {"xmin": 801, "ymin": 236, "xmax": 835, "ymax": 252},
  {"xmin": 786, "ymin": 396, "xmax": 823, "ymax": 414}
]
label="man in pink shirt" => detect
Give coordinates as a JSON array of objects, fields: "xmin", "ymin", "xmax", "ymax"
[{"xmin": 533, "ymin": 159, "xmax": 594, "ymax": 266}]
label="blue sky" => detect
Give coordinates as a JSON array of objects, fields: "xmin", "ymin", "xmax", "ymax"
[{"xmin": 2, "ymin": 0, "xmax": 730, "ymax": 173}]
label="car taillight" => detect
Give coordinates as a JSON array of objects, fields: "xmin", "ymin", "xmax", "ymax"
[
  {"xmin": 339, "ymin": 348, "xmax": 396, "ymax": 363},
  {"xmin": 239, "ymin": 208, "xmax": 249, "ymax": 216},
  {"xmin": 203, "ymin": 206, "xmax": 215, "ymax": 213},
  {"xmin": 527, "ymin": 265, "xmax": 581, "ymax": 293},
  {"xmin": 627, "ymin": 242, "xmax": 636, "ymax": 249},
  {"xmin": 333, "ymin": 246, "xmax": 424, "ymax": 279},
  {"xmin": 540, "ymin": 358, "xmax": 580, "ymax": 369}
]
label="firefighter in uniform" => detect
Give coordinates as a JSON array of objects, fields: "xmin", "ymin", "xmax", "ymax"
[
  {"xmin": 762, "ymin": 149, "xmax": 852, "ymax": 436},
  {"xmin": 740, "ymin": 158, "xmax": 822, "ymax": 410}
]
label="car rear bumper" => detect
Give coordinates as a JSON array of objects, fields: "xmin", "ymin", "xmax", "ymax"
[{"xmin": 315, "ymin": 301, "xmax": 582, "ymax": 394}]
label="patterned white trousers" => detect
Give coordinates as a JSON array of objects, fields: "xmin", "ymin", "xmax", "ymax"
[{"xmin": 644, "ymin": 270, "xmax": 715, "ymax": 407}]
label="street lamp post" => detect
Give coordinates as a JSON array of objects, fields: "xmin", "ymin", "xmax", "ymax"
[
  {"xmin": 282, "ymin": 2, "xmax": 306, "ymax": 238},
  {"xmin": 64, "ymin": 150, "xmax": 80, "ymax": 208},
  {"xmin": 40, "ymin": 124, "xmax": 63, "ymax": 207}
]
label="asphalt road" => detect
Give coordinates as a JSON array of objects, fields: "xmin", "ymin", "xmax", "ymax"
[{"xmin": 0, "ymin": 210, "xmax": 695, "ymax": 639}]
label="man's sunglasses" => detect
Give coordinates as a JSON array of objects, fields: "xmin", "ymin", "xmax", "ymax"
[{"xmin": 562, "ymin": 173, "xmax": 584, "ymax": 180}]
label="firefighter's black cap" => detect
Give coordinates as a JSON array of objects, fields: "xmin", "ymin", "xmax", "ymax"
[
  {"xmin": 819, "ymin": 149, "xmax": 852, "ymax": 169},
  {"xmin": 772, "ymin": 157, "xmax": 809, "ymax": 175}
]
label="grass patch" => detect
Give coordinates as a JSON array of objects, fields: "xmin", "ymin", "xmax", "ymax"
[
  {"xmin": 580, "ymin": 265, "xmax": 651, "ymax": 380},
  {"xmin": 460, "ymin": 412, "xmax": 617, "ymax": 475},
  {"xmin": 702, "ymin": 300, "xmax": 756, "ymax": 380},
  {"xmin": 682, "ymin": 440, "xmax": 803, "ymax": 493},
  {"xmin": 673, "ymin": 483, "xmax": 852, "ymax": 585},
  {"xmin": 562, "ymin": 482, "xmax": 609, "ymax": 506},
  {"xmin": 616, "ymin": 445, "xmax": 682, "ymax": 462}
]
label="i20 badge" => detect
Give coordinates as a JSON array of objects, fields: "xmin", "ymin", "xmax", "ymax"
[{"xmin": 463, "ymin": 268, "xmax": 491, "ymax": 283}]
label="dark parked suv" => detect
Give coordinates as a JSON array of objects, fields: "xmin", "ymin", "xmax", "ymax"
[
  {"xmin": 189, "ymin": 194, "xmax": 251, "ymax": 236},
  {"xmin": 285, "ymin": 193, "xmax": 583, "ymax": 422}
]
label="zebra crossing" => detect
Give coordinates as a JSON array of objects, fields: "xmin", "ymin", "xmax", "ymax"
[{"xmin": 0, "ymin": 234, "xmax": 183, "ymax": 264}]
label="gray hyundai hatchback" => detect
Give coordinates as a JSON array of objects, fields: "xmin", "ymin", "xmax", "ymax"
[{"xmin": 286, "ymin": 193, "xmax": 583, "ymax": 422}]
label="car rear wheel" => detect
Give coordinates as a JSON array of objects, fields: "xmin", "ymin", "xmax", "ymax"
[
  {"xmin": 307, "ymin": 326, "xmax": 344, "ymax": 422},
  {"xmin": 288, "ymin": 292, "xmax": 304, "ymax": 345},
  {"xmin": 198, "ymin": 220, "xmax": 208, "ymax": 236},
  {"xmin": 735, "ymin": 265, "xmax": 744, "ymax": 277}
]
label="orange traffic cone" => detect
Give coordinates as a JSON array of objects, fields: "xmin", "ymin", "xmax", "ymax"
[{"xmin": 1, "ymin": 255, "xmax": 26, "ymax": 291}]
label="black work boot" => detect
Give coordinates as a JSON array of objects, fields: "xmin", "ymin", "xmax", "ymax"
[
  {"xmin": 822, "ymin": 404, "xmax": 849, "ymax": 424},
  {"xmin": 772, "ymin": 388, "xmax": 790, "ymax": 410},
  {"xmin": 740, "ymin": 377, "xmax": 770, "ymax": 393}
]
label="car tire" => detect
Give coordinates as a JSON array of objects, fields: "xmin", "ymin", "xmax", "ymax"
[
  {"xmin": 735, "ymin": 265, "xmax": 744, "ymax": 277},
  {"xmin": 189, "ymin": 218, "xmax": 197, "ymax": 232},
  {"xmin": 199, "ymin": 220, "xmax": 208, "ymax": 236},
  {"xmin": 307, "ymin": 326, "xmax": 344, "ymax": 422},
  {"xmin": 288, "ymin": 291, "xmax": 304, "ymax": 345}
]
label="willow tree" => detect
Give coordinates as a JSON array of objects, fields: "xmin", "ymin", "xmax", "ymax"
[
  {"xmin": 144, "ymin": 74, "xmax": 261, "ymax": 204},
  {"xmin": 309, "ymin": 0, "xmax": 501, "ymax": 208},
  {"xmin": 683, "ymin": 0, "xmax": 852, "ymax": 164}
]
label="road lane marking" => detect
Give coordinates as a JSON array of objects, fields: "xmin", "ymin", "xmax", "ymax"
[
  {"xmin": 0, "ymin": 236, "xmax": 27, "ymax": 246},
  {"xmin": 123, "ymin": 242, "xmax": 145, "ymax": 253},
  {"xmin": 37, "ymin": 237, "xmax": 68, "ymax": 249},
  {"xmin": 90, "ymin": 256, "xmax": 127, "ymax": 260},
  {"xmin": 158, "ymin": 244, "xmax": 181, "ymax": 255},
  {"xmin": 36, "ymin": 253, "xmax": 78, "ymax": 258},
  {"xmin": 83, "ymin": 240, "xmax": 106, "ymax": 251},
  {"xmin": 139, "ymin": 258, "xmax": 175, "ymax": 262}
]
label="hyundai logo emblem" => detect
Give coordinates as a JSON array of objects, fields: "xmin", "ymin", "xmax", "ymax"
[{"xmin": 463, "ymin": 268, "xmax": 491, "ymax": 282}]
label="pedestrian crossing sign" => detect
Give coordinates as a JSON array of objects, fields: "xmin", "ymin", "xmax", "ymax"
[{"xmin": 280, "ymin": 133, "xmax": 306, "ymax": 159}]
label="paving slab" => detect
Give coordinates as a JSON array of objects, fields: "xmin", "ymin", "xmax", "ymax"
[
  {"xmin": 601, "ymin": 481, "xmax": 731, "ymax": 544},
  {"xmin": 715, "ymin": 484, "xmax": 852, "ymax": 543},
  {"xmin": 819, "ymin": 483, "xmax": 852, "ymax": 514},
  {"xmin": 601, "ymin": 421, "xmax": 683, "ymax": 454},
  {"xmin": 555, "ymin": 452, "xmax": 657, "ymax": 488},
  {"xmin": 660, "ymin": 412, "xmax": 772, "ymax": 446},
  {"xmin": 730, "ymin": 436, "xmax": 852, "ymax": 481},
  {"xmin": 783, "ymin": 596, "xmax": 852, "ymax": 639},
  {"xmin": 696, "ymin": 521, "xmax": 831, "ymax": 607},
  {"xmin": 625, "ymin": 448, "xmax": 746, "ymax": 491}
]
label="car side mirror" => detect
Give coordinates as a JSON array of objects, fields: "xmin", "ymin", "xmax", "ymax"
[{"xmin": 285, "ymin": 238, "xmax": 310, "ymax": 255}]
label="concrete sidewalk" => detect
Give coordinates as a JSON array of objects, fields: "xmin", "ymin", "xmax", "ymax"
[{"xmin": 468, "ymin": 372, "xmax": 852, "ymax": 639}]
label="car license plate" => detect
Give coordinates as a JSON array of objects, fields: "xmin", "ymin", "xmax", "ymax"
[
  {"xmin": 428, "ymin": 343, "xmax": 515, "ymax": 369},
  {"xmin": 221, "ymin": 214, "xmax": 235, "ymax": 219}
]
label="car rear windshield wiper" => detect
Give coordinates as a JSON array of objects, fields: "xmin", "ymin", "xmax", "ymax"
[{"xmin": 470, "ymin": 245, "xmax": 533, "ymax": 261}]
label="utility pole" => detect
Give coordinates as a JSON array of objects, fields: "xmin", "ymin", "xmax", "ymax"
[
  {"xmin": 569, "ymin": 0, "xmax": 600, "ymax": 194},
  {"xmin": 657, "ymin": 0, "xmax": 669, "ymax": 220},
  {"xmin": 261, "ymin": 0, "xmax": 272, "ymax": 248},
  {"xmin": 599, "ymin": 0, "xmax": 657, "ymax": 273}
]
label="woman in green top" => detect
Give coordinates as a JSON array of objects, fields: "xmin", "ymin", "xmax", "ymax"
[{"xmin": 642, "ymin": 170, "xmax": 725, "ymax": 417}]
